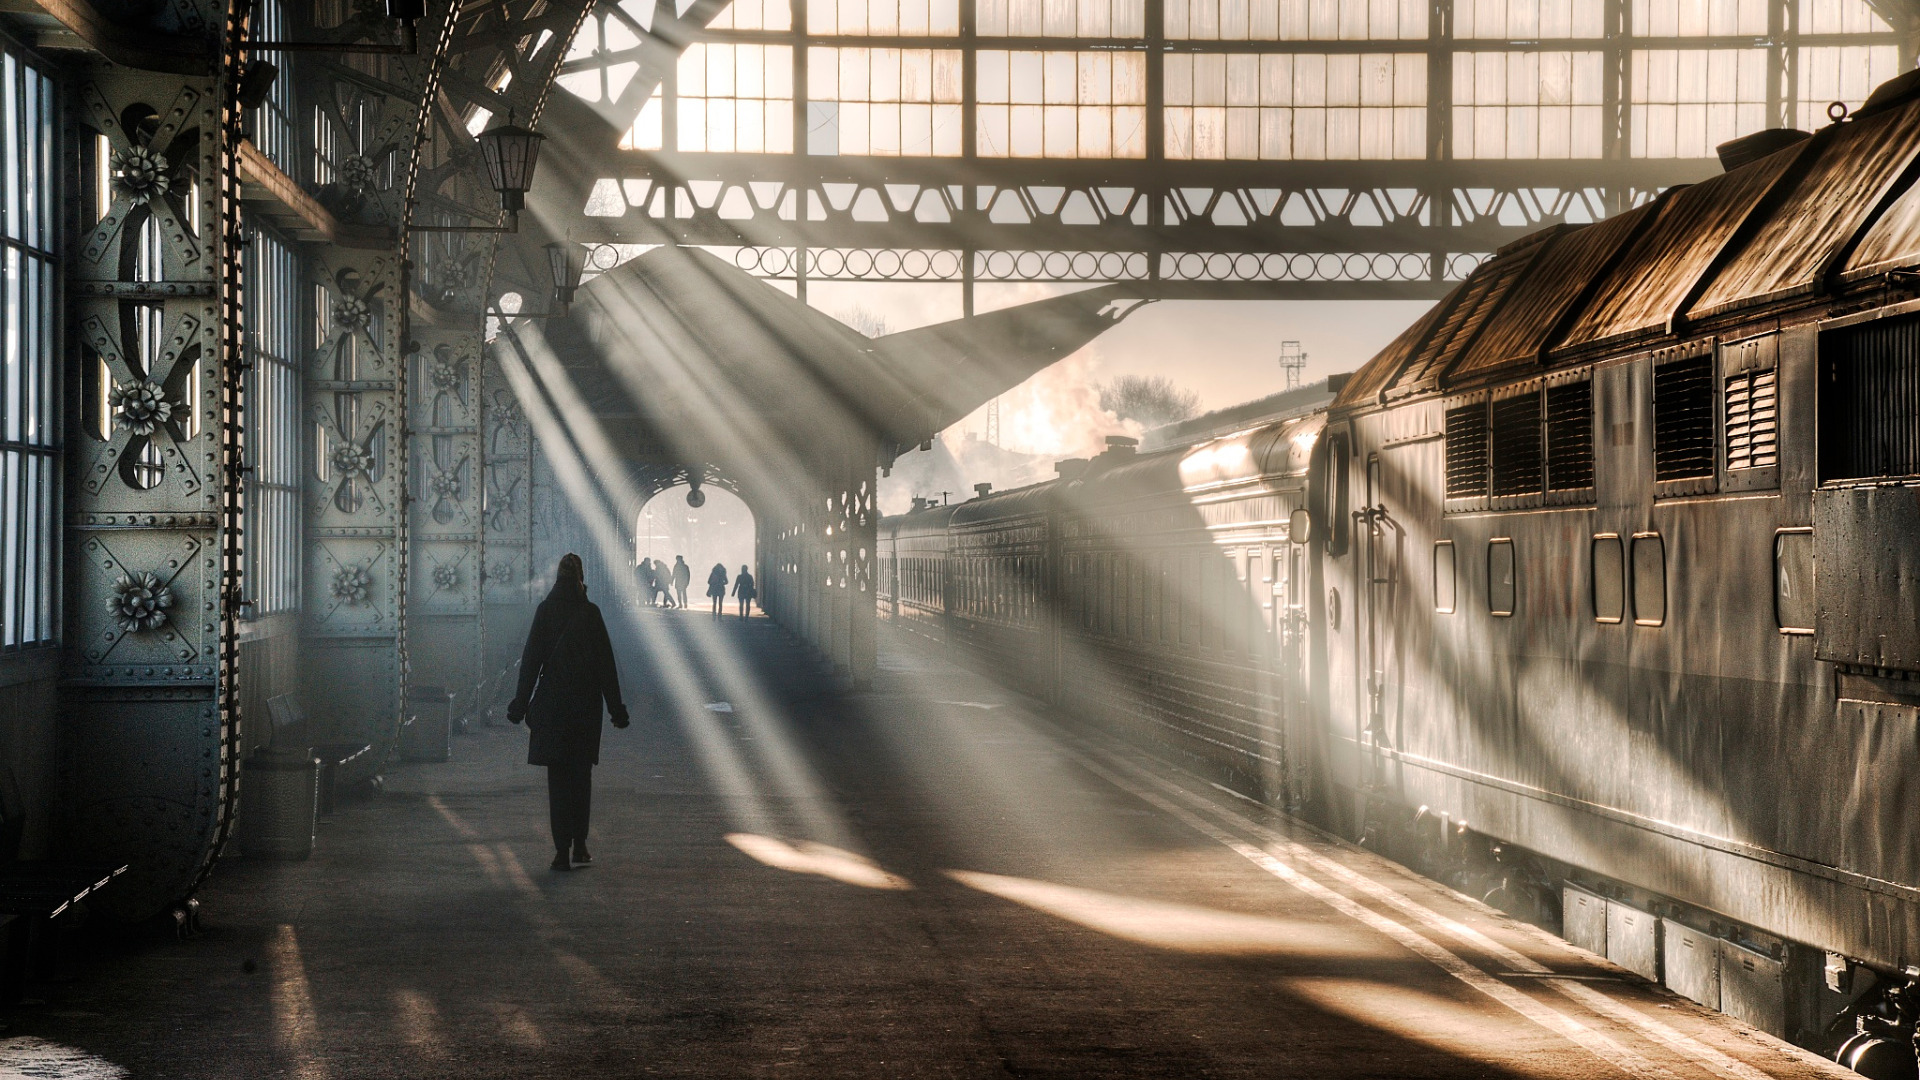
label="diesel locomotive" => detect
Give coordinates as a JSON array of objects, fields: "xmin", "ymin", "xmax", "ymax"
[{"xmin": 878, "ymin": 68, "xmax": 1920, "ymax": 1071}]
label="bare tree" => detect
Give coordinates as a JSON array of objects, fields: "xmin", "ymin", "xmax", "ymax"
[
  {"xmin": 837, "ymin": 306, "xmax": 892, "ymax": 338},
  {"xmin": 1099, "ymin": 374, "xmax": 1201, "ymax": 430}
]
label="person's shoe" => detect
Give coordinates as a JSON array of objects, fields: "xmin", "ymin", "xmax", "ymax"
[
  {"xmin": 571, "ymin": 841, "xmax": 593, "ymax": 866},
  {"xmin": 550, "ymin": 851, "xmax": 571, "ymax": 872}
]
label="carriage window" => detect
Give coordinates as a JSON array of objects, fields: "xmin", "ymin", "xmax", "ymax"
[
  {"xmin": 1488, "ymin": 539, "xmax": 1516, "ymax": 617},
  {"xmin": 1116, "ymin": 554, "xmax": 1131, "ymax": 637},
  {"xmin": 1133, "ymin": 560, "xmax": 1147, "ymax": 641},
  {"xmin": 1774, "ymin": 530, "xmax": 1813, "ymax": 633},
  {"xmin": 1591, "ymin": 534, "xmax": 1624, "ymax": 623},
  {"xmin": 1433, "ymin": 541, "xmax": 1456, "ymax": 614},
  {"xmin": 1632, "ymin": 533, "xmax": 1666, "ymax": 626}
]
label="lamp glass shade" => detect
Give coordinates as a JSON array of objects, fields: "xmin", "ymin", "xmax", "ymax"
[
  {"xmin": 476, "ymin": 122, "xmax": 545, "ymax": 212},
  {"xmin": 546, "ymin": 242, "xmax": 579, "ymax": 304}
]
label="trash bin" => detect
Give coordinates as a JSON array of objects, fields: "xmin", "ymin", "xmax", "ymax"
[
  {"xmin": 401, "ymin": 685, "xmax": 453, "ymax": 762},
  {"xmin": 241, "ymin": 748, "xmax": 319, "ymax": 860}
]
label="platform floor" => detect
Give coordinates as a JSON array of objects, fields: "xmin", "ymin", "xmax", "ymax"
[{"xmin": 1, "ymin": 611, "xmax": 1855, "ymax": 1079}]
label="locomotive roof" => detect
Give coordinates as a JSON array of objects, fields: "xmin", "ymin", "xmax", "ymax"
[{"xmin": 1335, "ymin": 72, "xmax": 1920, "ymax": 410}]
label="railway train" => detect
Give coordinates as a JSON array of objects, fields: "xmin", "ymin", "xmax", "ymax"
[{"xmin": 877, "ymin": 69, "xmax": 1920, "ymax": 1075}]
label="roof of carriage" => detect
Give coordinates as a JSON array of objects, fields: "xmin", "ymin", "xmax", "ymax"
[{"xmin": 1333, "ymin": 69, "xmax": 1920, "ymax": 411}]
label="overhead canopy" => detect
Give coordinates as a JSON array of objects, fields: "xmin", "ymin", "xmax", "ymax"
[{"xmin": 510, "ymin": 245, "xmax": 1141, "ymax": 493}]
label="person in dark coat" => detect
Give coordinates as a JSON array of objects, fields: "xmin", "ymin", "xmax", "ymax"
[
  {"xmin": 636, "ymin": 559, "xmax": 657, "ymax": 607},
  {"xmin": 672, "ymin": 555, "xmax": 692, "ymax": 608},
  {"xmin": 653, "ymin": 558, "xmax": 675, "ymax": 608},
  {"xmin": 732, "ymin": 565, "xmax": 756, "ymax": 618},
  {"xmin": 706, "ymin": 563, "xmax": 728, "ymax": 614},
  {"xmin": 508, "ymin": 553, "xmax": 629, "ymax": 871}
]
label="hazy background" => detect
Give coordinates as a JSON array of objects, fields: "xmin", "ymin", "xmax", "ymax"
[{"xmin": 633, "ymin": 293, "xmax": 1437, "ymax": 554}]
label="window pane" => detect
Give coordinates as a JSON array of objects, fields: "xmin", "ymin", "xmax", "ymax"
[
  {"xmin": 1591, "ymin": 535, "xmax": 1624, "ymax": 622},
  {"xmin": 1433, "ymin": 541, "xmax": 1456, "ymax": 613},
  {"xmin": 1774, "ymin": 531, "xmax": 1813, "ymax": 632},
  {"xmin": 1488, "ymin": 539, "xmax": 1515, "ymax": 616},
  {"xmin": 1632, "ymin": 533, "xmax": 1666, "ymax": 626}
]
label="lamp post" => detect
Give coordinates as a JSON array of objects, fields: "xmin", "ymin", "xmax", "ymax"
[
  {"xmin": 409, "ymin": 119, "xmax": 546, "ymax": 234},
  {"xmin": 546, "ymin": 242, "xmax": 581, "ymax": 311}
]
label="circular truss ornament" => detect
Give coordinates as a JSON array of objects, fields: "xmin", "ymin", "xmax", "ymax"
[
  {"xmin": 330, "ymin": 441, "xmax": 374, "ymax": 476},
  {"xmin": 333, "ymin": 295, "xmax": 371, "ymax": 331},
  {"xmin": 432, "ymin": 564, "xmax": 459, "ymax": 589},
  {"xmin": 340, "ymin": 154, "xmax": 381, "ymax": 194}
]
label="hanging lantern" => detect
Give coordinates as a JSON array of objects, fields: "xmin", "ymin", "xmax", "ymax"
[
  {"xmin": 476, "ymin": 119, "xmax": 546, "ymax": 215},
  {"xmin": 546, "ymin": 242, "xmax": 581, "ymax": 308}
]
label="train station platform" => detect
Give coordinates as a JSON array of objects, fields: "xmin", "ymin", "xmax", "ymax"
[{"xmin": 0, "ymin": 612, "xmax": 1855, "ymax": 1080}]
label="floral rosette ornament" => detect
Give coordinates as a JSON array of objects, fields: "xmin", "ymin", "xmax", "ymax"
[
  {"xmin": 331, "ymin": 563, "xmax": 373, "ymax": 605},
  {"xmin": 432, "ymin": 564, "xmax": 459, "ymax": 590},
  {"xmin": 333, "ymin": 295, "xmax": 371, "ymax": 331},
  {"xmin": 340, "ymin": 154, "xmax": 381, "ymax": 194},
  {"xmin": 429, "ymin": 357, "xmax": 462, "ymax": 392},
  {"xmin": 109, "ymin": 380, "xmax": 173, "ymax": 436},
  {"xmin": 428, "ymin": 470, "xmax": 461, "ymax": 501},
  {"xmin": 109, "ymin": 146, "xmax": 171, "ymax": 206},
  {"xmin": 108, "ymin": 572, "xmax": 174, "ymax": 633}
]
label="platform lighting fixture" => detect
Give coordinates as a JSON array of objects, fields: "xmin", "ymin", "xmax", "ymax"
[
  {"xmin": 546, "ymin": 243, "xmax": 581, "ymax": 309},
  {"xmin": 250, "ymin": 0, "xmax": 423, "ymax": 53},
  {"xmin": 409, "ymin": 118, "xmax": 547, "ymax": 234}
]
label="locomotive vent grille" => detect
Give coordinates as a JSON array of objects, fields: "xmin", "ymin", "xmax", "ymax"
[
  {"xmin": 1724, "ymin": 368, "xmax": 1777, "ymax": 470},
  {"xmin": 1545, "ymin": 381, "xmax": 1595, "ymax": 491},
  {"xmin": 1445, "ymin": 402, "xmax": 1489, "ymax": 498},
  {"xmin": 1490, "ymin": 393, "xmax": 1544, "ymax": 497},
  {"xmin": 1653, "ymin": 353, "xmax": 1715, "ymax": 482}
]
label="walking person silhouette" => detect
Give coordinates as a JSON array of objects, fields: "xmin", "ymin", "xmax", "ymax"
[
  {"xmin": 508, "ymin": 553, "xmax": 629, "ymax": 871},
  {"xmin": 732, "ymin": 565, "xmax": 756, "ymax": 618},
  {"xmin": 672, "ymin": 555, "xmax": 691, "ymax": 608},
  {"xmin": 706, "ymin": 563, "xmax": 728, "ymax": 615},
  {"xmin": 653, "ymin": 558, "xmax": 675, "ymax": 608}
]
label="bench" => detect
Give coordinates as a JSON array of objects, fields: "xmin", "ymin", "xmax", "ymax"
[{"xmin": 0, "ymin": 771, "xmax": 127, "ymax": 1006}]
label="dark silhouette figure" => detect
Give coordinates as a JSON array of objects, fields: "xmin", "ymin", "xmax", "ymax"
[
  {"xmin": 653, "ymin": 558, "xmax": 675, "ymax": 608},
  {"xmin": 707, "ymin": 563, "xmax": 728, "ymax": 614},
  {"xmin": 636, "ymin": 559, "xmax": 657, "ymax": 607},
  {"xmin": 733, "ymin": 566, "xmax": 756, "ymax": 618},
  {"xmin": 508, "ymin": 553, "xmax": 629, "ymax": 871},
  {"xmin": 672, "ymin": 555, "xmax": 691, "ymax": 608}
]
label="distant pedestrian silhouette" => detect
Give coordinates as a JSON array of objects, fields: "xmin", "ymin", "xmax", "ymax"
[
  {"xmin": 636, "ymin": 559, "xmax": 657, "ymax": 607},
  {"xmin": 706, "ymin": 563, "xmax": 728, "ymax": 614},
  {"xmin": 508, "ymin": 553, "xmax": 629, "ymax": 872},
  {"xmin": 672, "ymin": 555, "xmax": 691, "ymax": 608},
  {"xmin": 653, "ymin": 558, "xmax": 675, "ymax": 608},
  {"xmin": 732, "ymin": 565, "xmax": 756, "ymax": 618}
]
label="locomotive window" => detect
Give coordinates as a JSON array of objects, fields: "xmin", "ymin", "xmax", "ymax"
[
  {"xmin": 1433, "ymin": 541, "xmax": 1456, "ymax": 614},
  {"xmin": 1546, "ymin": 381, "xmax": 1595, "ymax": 491},
  {"xmin": 1631, "ymin": 533, "xmax": 1666, "ymax": 627},
  {"xmin": 1819, "ymin": 312, "xmax": 1920, "ymax": 481},
  {"xmin": 1445, "ymin": 402, "xmax": 1491, "ymax": 498},
  {"xmin": 1591, "ymin": 534, "xmax": 1624, "ymax": 623},
  {"xmin": 1653, "ymin": 353, "xmax": 1715, "ymax": 482},
  {"xmin": 1774, "ymin": 529, "xmax": 1814, "ymax": 634},
  {"xmin": 1488, "ymin": 539, "xmax": 1516, "ymax": 617},
  {"xmin": 1490, "ymin": 392, "xmax": 1545, "ymax": 497}
]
